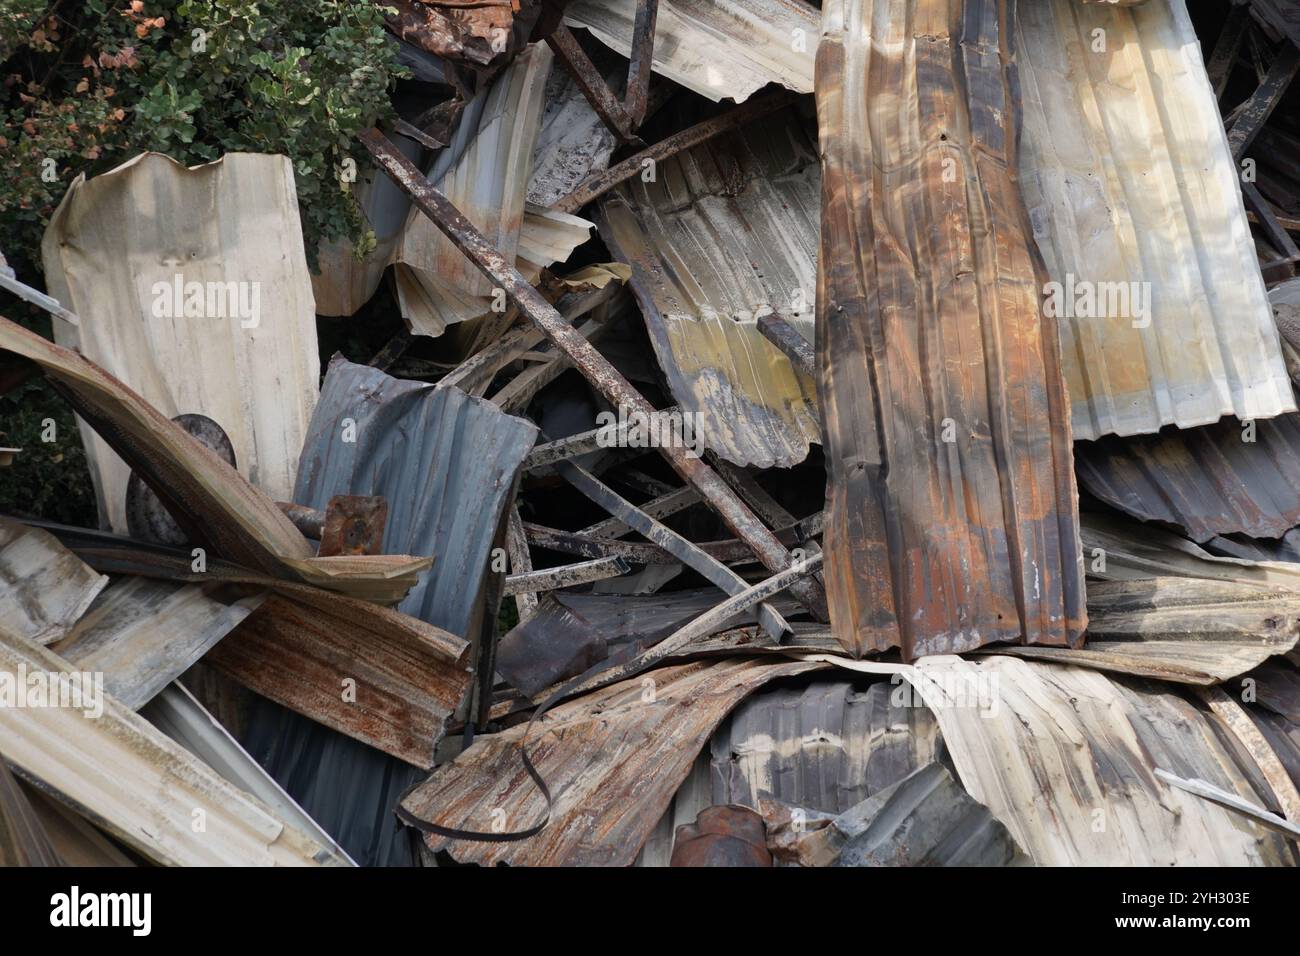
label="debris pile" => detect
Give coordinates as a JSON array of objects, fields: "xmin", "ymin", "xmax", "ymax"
[{"xmin": 3, "ymin": 0, "xmax": 1300, "ymax": 867}]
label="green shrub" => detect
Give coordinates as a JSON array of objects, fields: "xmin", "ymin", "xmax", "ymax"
[{"xmin": 0, "ymin": 0, "xmax": 406, "ymax": 275}]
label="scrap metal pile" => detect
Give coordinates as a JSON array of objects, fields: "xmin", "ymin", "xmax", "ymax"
[{"xmin": 4, "ymin": 0, "xmax": 1300, "ymax": 867}]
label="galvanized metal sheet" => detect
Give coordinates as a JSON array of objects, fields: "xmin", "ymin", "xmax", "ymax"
[
  {"xmin": 564, "ymin": 0, "xmax": 819, "ymax": 103},
  {"xmin": 294, "ymin": 356, "xmax": 537, "ymax": 639},
  {"xmin": 0, "ymin": 516, "xmax": 107, "ymax": 646},
  {"xmin": 0, "ymin": 627, "xmax": 349, "ymax": 866},
  {"xmin": 919, "ymin": 655, "xmax": 1296, "ymax": 865},
  {"xmin": 815, "ymin": 0, "xmax": 1086, "ymax": 659},
  {"xmin": 41, "ymin": 152, "xmax": 320, "ymax": 530},
  {"xmin": 996, "ymin": 576, "xmax": 1300, "ymax": 685},
  {"xmin": 828, "ymin": 762, "xmax": 1028, "ymax": 867},
  {"xmin": 598, "ymin": 107, "xmax": 821, "ymax": 467},
  {"xmin": 404, "ymin": 657, "xmax": 828, "ymax": 865},
  {"xmin": 1017, "ymin": 0, "xmax": 1295, "ymax": 438},
  {"xmin": 708, "ymin": 680, "xmax": 940, "ymax": 817},
  {"xmin": 51, "ymin": 576, "xmax": 260, "ymax": 710},
  {"xmin": 1076, "ymin": 414, "xmax": 1300, "ymax": 543}
]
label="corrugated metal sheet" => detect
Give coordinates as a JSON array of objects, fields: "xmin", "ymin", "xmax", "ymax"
[
  {"xmin": 0, "ymin": 517, "xmax": 107, "ymax": 646},
  {"xmin": 823, "ymin": 762, "xmax": 1028, "ymax": 867},
  {"xmin": 141, "ymin": 682, "xmax": 352, "ymax": 864},
  {"xmin": 1081, "ymin": 510, "xmax": 1300, "ymax": 589},
  {"xmin": 51, "ymin": 576, "xmax": 260, "ymax": 710},
  {"xmin": 528, "ymin": 60, "xmax": 617, "ymax": 207},
  {"xmin": 639, "ymin": 677, "xmax": 939, "ymax": 865},
  {"xmin": 0, "ymin": 316, "xmax": 430, "ymax": 603},
  {"xmin": 206, "ymin": 594, "xmax": 471, "ymax": 768},
  {"xmin": 395, "ymin": 44, "xmax": 596, "ymax": 335},
  {"xmin": 597, "ymin": 106, "xmax": 821, "ymax": 468},
  {"xmin": 564, "ymin": 0, "xmax": 819, "ymax": 103},
  {"xmin": 42, "ymin": 152, "xmax": 320, "ymax": 530},
  {"xmin": 0, "ymin": 627, "xmax": 349, "ymax": 867},
  {"xmin": 294, "ymin": 356, "xmax": 537, "ymax": 638},
  {"xmin": 996, "ymin": 576, "xmax": 1300, "ymax": 684},
  {"xmin": 1017, "ymin": 0, "xmax": 1295, "ymax": 439},
  {"xmin": 919, "ymin": 655, "xmax": 1296, "ymax": 865},
  {"xmin": 236, "ymin": 697, "xmax": 427, "ymax": 868},
  {"xmin": 233, "ymin": 356, "xmax": 534, "ymax": 861},
  {"xmin": 708, "ymin": 680, "xmax": 940, "ymax": 816},
  {"xmin": 1076, "ymin": 414, "xmax": 1300, "ymax": 542},
  {"xmin": 403, "ymin": 657, "xmax": 828, "ymax": 865},
  {"xmin": 815, "ymin": 0, "xmax": 1086, "ymax": 659}
]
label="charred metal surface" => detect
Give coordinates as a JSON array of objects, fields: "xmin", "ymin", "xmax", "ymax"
[
  {"xmin": 361, "ymin": 127, "xmax": 829, "ymax": 620},
  {"xmin": 545, "ymin": 24, "xmax": 642, "ymax": 145},
  {"xmin": 405, "ymin": 657, "xmax": 828, "ymax": 865},
  {"xmin": 814, "ymin": 0, "xmax": 1086, "ymax": 659},
  {"xmin": 756, "ymin": 313, "xmax": 817, "ymax": 381},
  {"xmin": 318, "ymin": 495, "xmax": 389, "ymax": 557},
  {"xmin": 551, "ymin": 90, "xmax": 796, "ymax": 214},
  {"xmin": 1075, "ymin": 414, "xmax": 1300, "ymax": 543},
  {"xmin": 503, "ymin": 555, "xmax": 631, "ymax": 594}
]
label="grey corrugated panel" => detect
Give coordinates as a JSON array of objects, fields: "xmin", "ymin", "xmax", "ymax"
[
  {"xmin": 237, "ymin": 357, "xmax": 535, "ymax": 867},
  {"xmin": 636, "ymin": 678, "xmax": 940, "ymax": 866},
  {"xmin": 597, "ymin": 106, "xmax": 821, "ymax": 469},
  {"xmin": 708, "ymin": 681, "xmax": 941, "ymax": 816},
  {"xmin": 295, "ymin": 355, "xmax": 537, "ymax": 637},
  {"xmin": 832, "ymin": 762, "xmax": 1028, "ymax": 867},
  {"xmin": 1075, "ymin": 414, "xmax": 1300, "ymax": 543},
  {"xmin": 237, "ymin": 698, "xmax": 423, "ymax": 868}
]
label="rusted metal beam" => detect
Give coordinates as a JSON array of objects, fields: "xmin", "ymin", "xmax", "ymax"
[
  {"xmin": 1227, "ymin": 43, "xmax": 1300, "ymax": 160},
  {"xmin": 1243, "ymin": 179, "xmax": 1300, "ymax": 262},
  {"xmin": 624, "ymin": 0, "xmax": 659, "ymax": 127},
  {"xmin": 503, "ymin": 555, "xmax": 631, "ymax": 595},
  {"xmin": 554, "ymin": 459, "xmax": 788, "ymax": 637},
  {"xmin": 579, "ymin": 486, "xmax": 700, "ymax": 538},
  {"xmin": 361, "ymin": 127, "xmax": 828, "ymax": 621},
  {"xmin": 756, "ymin": 312, "xmax": 816, "ymax": 380},
  {"xmin": 546, "ymin": 24, "xmax": 642, "ymax": 147},
  {"xmin": 505, "ymin": 505, "xmax": 539, "ymax": 620},
  {"xmin": 524, "ymin": 405, "xmax": 682, "ymax": 471},
  {"xmin": 550, "ymin": 90, "xmax": 796, "ymax": 215}
]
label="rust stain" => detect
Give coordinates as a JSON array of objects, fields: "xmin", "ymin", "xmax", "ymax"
[
  {"xmin": 403, "ymin": 657, "xmax": 827, "ymax": 865},
  {"xmin": 814, "ymin": 0, "xmax": 1086, "ymax": 660}
]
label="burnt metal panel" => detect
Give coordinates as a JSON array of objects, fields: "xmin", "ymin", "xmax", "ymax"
[
  {"xmin": 295, "ymin": 355, "xmax": 537, "ymax": 639},
  {"xmin": 403, "ymin": 657, "xmax": 828, "ymax": 866},
  {"xmin": 709, "ymin": 681, "xmax": 940, "ymax": 816},
  {"xmin": 597, "ymin": 106, "xmax": 821, "ymax": 468},
  {"xmin": 830, "ymin": 762, "xmax": 1028, "ymax": 867},
  {"xmin": 1076, "ymin": 414, "xmax": 1300, "ymax": 543},
  {"xmin": 815, "ymin": 0, "xmax": 1086, "ymax": 659}
]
